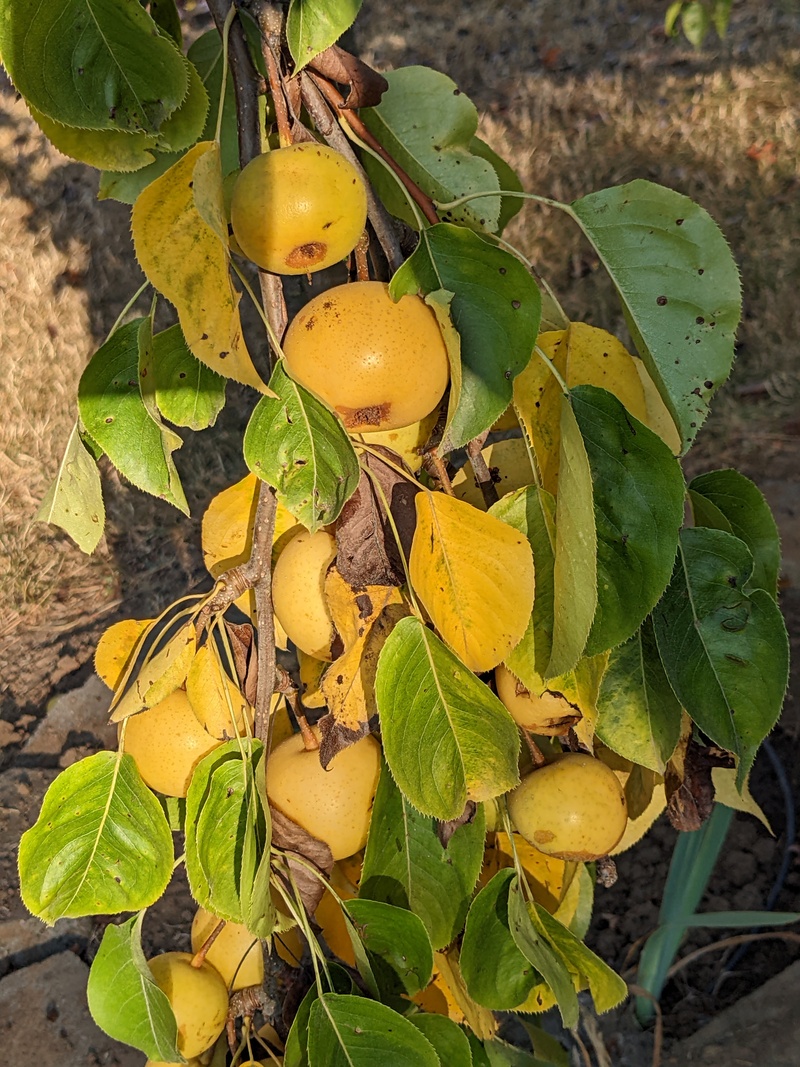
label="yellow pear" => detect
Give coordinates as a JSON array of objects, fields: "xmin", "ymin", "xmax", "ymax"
[
  {"xmin": 146, "ymin": 951, "xmax": 229, "ymax": 1058},
  {"xmin": 190, "ymin": 907, "xmax": 264, "ymax": 991},
  {"xmin": 271, "ymin": 529, "xmax": 337, "ymax": 661}
]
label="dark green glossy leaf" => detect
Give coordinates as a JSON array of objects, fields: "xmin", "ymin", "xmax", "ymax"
[
  {"xmin": 151, "ymin": 324, "xmax": 226, "ymax": 430},
  {"xmin": 376, "ymin": 617, "xmax": 520, "ymax": 820},
  {"xmin": 570, "ymin": 180, "xmax": 741, "ymax": 452},
  {"xmin": 87, "ymin": 912, "xmax": 179, "ymax": 1061},
  {"xmin": 392, "ymin": 224, "xmax": 540, "ymax": 452},
  {"xmin": 360, "ymin": 761, "xmax": 485, "ymax": 950},
  {"xmin": 35, "ymin": 422, "xmax": 105, "ymax": 553},
  {"xmin": 287, "ymin": 0, "xmax": 362, "ymax": 72},
  {"xmin": 244, "ymin": 362, "xmax": 360, "ymax": 533},
  {"xmin": 18, "ymin": 752, "xmax": 173, "ymax": 923},
  {"xmin": 689, "ymin": 468, "xmax": 780, "ymax": 599},
  {"xmin": 408, "ymin": 1015, "xmax": 472, "ymax": 1067},
  {"xmin": 653, "ymin": 527, "xmax": 789, "ymax": 786},
  {"xmin": 308, "ymin": 994, "xmax": 440, "ymax": 1066},
  {"xmin": 345, "ymin": 899, "xmax": 434, "ymax": 997},
  {"xmin": 572, "ymin": 385, "xmax": 685, "ymax": 657},
  {"xmin": 284, "ymin": 965, "xmax": 355, "ymax": 1067},
  {"xmin": 150, "ymin": 0, "xmax": 182, "ymax": 45}
]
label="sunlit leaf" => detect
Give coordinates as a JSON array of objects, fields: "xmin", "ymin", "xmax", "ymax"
[
  {"xmin": 151, "ymin": 324, "xmax": 226, "ymax": 431},
  {"xmin": 410, "ymin": 492, "xmax": 534, "ymax": 673},
  {"xmin": 308, "ymin": 994, "xmax": 439, "ymax": 1066},
  {"xmin": 18, "ymin": 752, "xmax": 173, "ymax": 923},
  {"xmin": 28, "ymin": 103, "xmax": 158, "ymax": 170},
  {"xmin": 109, "ymin": 620, "xmax": 196, "ymax": 722},
  {"xmin": 186, "ymin": 642, "xmax": 252, "ymax": 740},
  {"xmin": 345, "ymin": 898, "xmax": 434, "ymax": 997},
  {"xmin": 35, "ymin": 423, "xmax": 105, "ymax": 553},
  {"xmin": 711, "ymin": 767, "xmax": 771, "ymax": 831},
  {"xmin": 287, "ymin": 0, "xmax": 362, "ymax": 72},
  {"xmin": 94, "ymin": 617, "xmax": 152, "ymax": 691}
]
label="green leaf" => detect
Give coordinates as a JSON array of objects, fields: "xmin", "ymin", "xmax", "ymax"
[
  {"xmin": 86, "ymin": 912, "xmax": 179, "ymax": 1061},
  {"xmin": 151, "ymin": 324, "xmax": 226, "ymax": 430},
  {"xmin": 244, "ymin": 362, "xmax": 360, "ymax": 533},
  {"xmin": 376, "ymin": 616, "xmax": 520, "ymax": 819},
  {"xmin": 154, "ymin": 56, "xmax": 209, "ymax": 153},
  {"xmin": 546, "ymin": 395, "xmax": 596, "ymax": 678},
  {"xmin": 533, "ymin": 902, "xmax": 628, "ymax": 1016},
  {"xmin": 360, "ymin": 761, "xmax": 485, "ymax": 950},
  {"xmin": 284, "ymin": 965, "xmax": 355, "ymax": 1067},
  {"xmin": 78, "ymin": 319, "xmax": 188, "ymax": 513},
  {"xmin": 308, "ymin": 994, "xmax": 440, "ymax": 1067},
  {"xmin": 469, "ymin": 136, "xmax": 524, "ymax": 234},
  {"xmin": 361, "ymin": 66, "xmax": 500, "ymax": 232},
  {"xmin": 287, "ymin": 0, "xmax": 362, "ymax": 72},
  {"xmin": 408, "ymin": 1015, "xmax": 473, "ymax": 1067},
  {"xmin": 35, "ymin": 422, "xmax": 105, "ymax": 553},
  {"xmin": 0, "ymin": 0, "xmax": 188, "ymax": 133},
  {"xmin": 570, "ymin": 179, "xmax": 741, "ymax": 452},
  {"xmin": 460, "ymin": 870, "xmax": 537, "ymax": 1010},
  {"xmin": 18, "ymin": 752, "xmax": 174, "ymax": 924},
  {"xmin": 664, "ymin": 0, "xmax": 684, "ymax": 36},
  {"xmin": 653, "ymin": 528, "xmax": 789, "ymax": 786},
  {"xmin": 689, "ymin": 469, "xmax": 780, "ymax": 599},
  {"xmin": 28, "ymin": 103, "xmax": 158, "ymax": 171},
  {"xmin": 596, "ymin": 618, "xmax": 682, "ymax": 773},
  {"xmin": 184, "ymin": 739, "xmax": 268, "ymax": 924},
  {"xmin": 506, "ymin": 877, "xmax": 578, "ymax": 1029},
  {"xmin": 711, "ymin": 0, "xmax": 733, "ymax": 37},
  {"xmin": 681, "ymin": 910, "xmax": 800, "ymax": 928},
  {"xmin": 391, "ymin": 224, "xmax": 540, "ymax": 452},
  {"xmin": 345, "ymin": 899, "xmax": 434, "ymax": 997},
  {"xmin": 682, "ymin": 1, "xmax": 711, "ymax": 47},
  {"xmin": 485, "ymin": 1038, "xmax": 559, "ymax": 1067},
  {"xmin": 491, "ymin": 486, "xmax": 557, "ymax": 679},
  {"xmin": 572, "ymin": 385, "xmax": 685, "ymax": 656},
  {"xmin": 150, "ymin": 0, "xmax": 182, "ymax": 45}
]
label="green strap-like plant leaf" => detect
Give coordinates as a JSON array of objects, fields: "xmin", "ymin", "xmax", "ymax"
[
  {"xmin": 18, "ymin": 752, "xmax": 174, "ymax": 923},
  {"xmin": 345, "ymin": 898, "xmax": 434, "ymax": 998},
  {"xmin": 596, "ymin": 618, "xmax": 682, "ymax": 773},
  {"xmin": 360, "ymin": 761, "xmax": 485, "ymax": 950},
  {"xmin": 408, "ymin": 1015, "xmax": 473, "ymax": 1067},
  {"xmin": 689, "ymin": 468, "xmax": 781, "ymax": 599},
  {"xmin": 308, "ymin": 993, "xmax": 440, "ymax": 1066},
  {"xmin": 287, "ymin": 0, "xmax": 362, "ymax": 72},
  {"xmin": 244, "ymin": 362, "xmax": 360, "ymax": 533},
  {"xmin": 78, "ymin": 318, "xmax": 188, "ymax": 513},
  {"xmin": 653, "ymin": 527, "xmax": 789, "ymax": 786},
  {"xmin": 570, "ymin": 179, "xmax": 741, "ymax": 452},
  {"xmin": 572, "ymin": 385, "xmax": 685, "ymax": 656},
  {"xmin": 86, "ymin": 912, "xmax": 179, "ymax": 1062},
  {"xmin": 361, "ymin": 66, "xmax": 500, "ymax": 232},
  {"xmin": 151, "ymin": 324, "xmax": 226, "ymax": 431},
  {"xmin": 35, "ymin": 422, "xmax": 105, "ymax": 553},
  {"xmin": 392, "ymin": 223, "xmax": 540, "ymax": 452},
  {"xmin": 376, "ymin": 616, "xmax": 520, "ymax": 819},
  {"xmin": 0, "ymin": 0, "xmax": 188, "ymax": 133}
]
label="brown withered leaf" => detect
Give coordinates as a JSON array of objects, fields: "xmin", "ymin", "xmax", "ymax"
[
  {"xmin": 335, "ymin": 447, "xmax": 420, "ymax": 589},
  {"xmin": 665, "ymin": 737, "xmax": 728, "ymax": 832},
  {"xmin": 437, "ymin": 801, "xmax": 478, "ymax": 848},
  {"xmin": 318, "ymin": 569, "xmax": 408, "ymax": 767},
  {"xmin": 224, "ymin": 620, "xmax": 258, "ymax": 706},
  {"xmin": 307, "ymin": 45, "xmax": 388, "ymax": 108},
  {"xmin": 270, "ymin": 806, "xmax": 334, "ymax": 915}
]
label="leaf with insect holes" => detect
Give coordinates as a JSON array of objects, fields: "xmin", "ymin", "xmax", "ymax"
[
  {"xmin": 361, "ymin": 66, "xmax": 500, "ymax": 232},
  {"xmin": 287, "ymin": 0, "xmax": 362, "ymax": 72},
  {"xmin": 78, "ymin": 319, "xmax": 188, "ymax": 513},
  {"xmin": 410, "ymin": 492, "xmax": 534, "ymax": 673},
  {"xmin": 392, "ymin": 224, "xmax": 540, "ymax": 452},
  {"xmin": 35, "ymin": 423, "xmax": 105, "ymax": 553},
  {"xmin": 18, "ymin": 752, "xmax": 173, "ymax": 924},
  {"xmin": 87, "ymin": 912, "xmax": 179, "ymax": 1061},
  {"xmin": 308, "ymin": 994, "xmax": 440, "ymax": 1067},
  {"xmin": 108, "ymin": 620, "xmax": 195, "ymax": 723},
  {"xmin": 376, "ymin": 617, "xmax": 520, "ymax": 819},
  {"xmin": 0, "ymin": 0, "xmax": 188, "ymax": 133},
  {"xmin": 570, "ymin": 179, "xmax": 741, "ymax": 452},
  {"xmin": 151, "ymin": 324, "xmax": 226, "ymax": 431},
  {"xmin": 132, "ymin": 141, "xmax": 269, "ymax": 392},
  {"xmin": 244, "ymin": 362, "xmax": 360, "ymax": 532},
  {"xmin": 653, "ymin": 527, "xmax": 789, "ymax": 788},
  {"xmin": 360, "ymin": 761, "xmax": 485, "ymax": 949}
]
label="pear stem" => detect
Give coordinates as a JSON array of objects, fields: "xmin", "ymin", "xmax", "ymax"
[{"xmin": 191, "ymin": 919, "xmax": 226, "ymax": 968}]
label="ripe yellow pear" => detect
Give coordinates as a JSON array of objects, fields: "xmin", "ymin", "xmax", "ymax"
[
  {"xmin": 495, "ymin": 664, "xmax": 580, "ymax": 736},
  {"xmin": 266, "ymin": 727, "xmax": 380, "ymax": 860},
  {"xmin": 230, "ymin": 143, "xmax": 367, "ymax": 274},
  {"xmin": 190, "ymin": 908, "xmax": 264, "ymax": 991},
  {"xmin": 120, "ymin": 689, "xmax": 221, "ymax": 797},
  {"xmin": 271, "ymin": 528, "xmax": 337, "ymax": 661},
  {"xmin": 283, "ymin": 281, "xmax": 449, "ymax": 432},
  {"xmin": 452, "ymin": 438, "xmax": 534, "ymax": 508},
  {"xmin": 146, "ymin": 951, "xmax": 229, "ymax": 1058},
  {"xmin": 507, "ymin": 753, "xmax": 628, "ymax": 861}
]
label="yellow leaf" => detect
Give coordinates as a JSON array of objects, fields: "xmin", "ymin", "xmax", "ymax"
[
  {"xmin": 132, "ymin": 141, "xmax": 269, "ymax": 392},
  {"xmin": 414, "ymin": 950, "xmax": 497, "ymax": 1040},
  {"xmin": 712, "ymin": 767, "xmax": 772, "ymax": 832},
  {"xmin": 481, "ymin": 832, "xmax": 566, "ymax": 915},
  {"xmin": 514, "ymin": 323, "xmax": 649, "ymax": 494},
  {"xmin": 109, "ymin": 622, "xmax": 196, "ymax": 723},
  {"xmin": 94, "ymin": 618, "xmax": 153, "ymax": 690},
  {"xmin": 186, "ymin": 642, "xmax": 253, "ymax": 740},
  {"xmin": 634, "ymin": 359, "xmax": 682, "ymax": 454},
  {"xmin": 298, "ymin": 650, "xmax": 327, "ymax": 710},
  {"xmin": 596, "ymin": 744, "xmax": 668, "ymax": 854},
  {"xmin": 410, "ymin": 492, "xmax": 534, "ymax": 673},
  {"xmin": 320, "ymin": 569, "xmax": 407, "ymax": 735}
]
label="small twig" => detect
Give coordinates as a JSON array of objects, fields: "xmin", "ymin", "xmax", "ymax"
[
  {"xmin": 424, "ymin": 450, "xmax": 456, "ymax": 496},
  {"xmin": 309, "ymin": 72, "xmax": 440, "ymax": 226},
  {"xmin": 521, "ymin": 727, "xmax": 548, "ymax": 768},
  {"xmin": 258, "ymin": 5, "xmax": 293, "ymax": 147},
  {"xmin": 570, "ymin": 1025, "xmax": 593, "ymax": 1067},
  {"xmin": 627, "ymin": 985, "xmax": 663, "ymax": 1067},
  {"xmin": 466, "ymin": 431, "xmax": 498, "ymax": 507},
  {"xmin": 192, "ymin": 919, "xmax": 226, "ymax": 968},
  {"xmin": 299, "ymin": 72, "xmax": 403, "ymax": 272},
  {"xmin": 667, "ymin": 930, "xmax": 800, "ymax": 982},
  {"xmin": 353, "ymin": 229, "xmax": 370, "ymax": 281}
]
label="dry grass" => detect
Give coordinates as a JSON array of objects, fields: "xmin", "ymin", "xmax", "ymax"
[{"xmin": 1, "ymin": 0, "xmax": 798, "ymax": 689}]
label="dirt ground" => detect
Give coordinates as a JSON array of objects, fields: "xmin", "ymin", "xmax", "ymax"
[{"xmin": 1, "ymin": 0, "xmax": 799, "ymax": 1061}]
